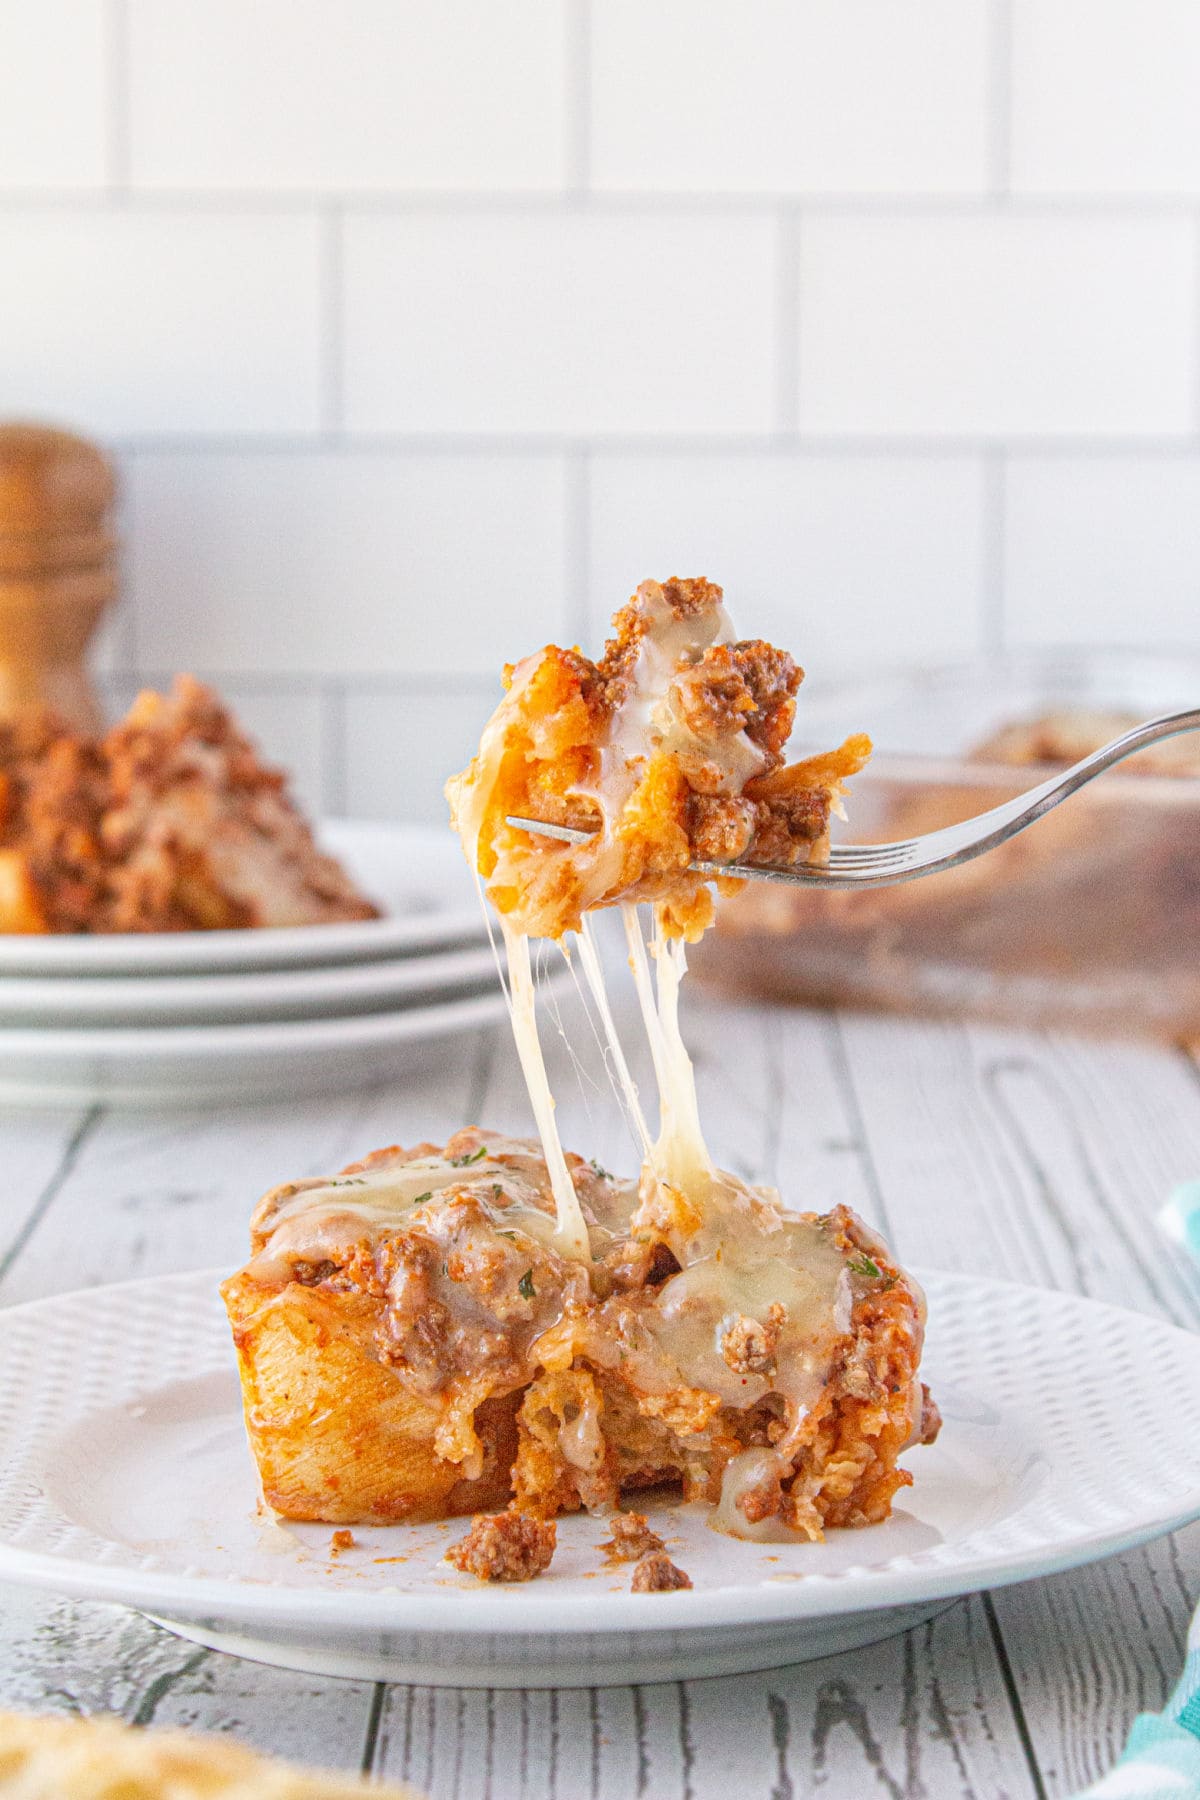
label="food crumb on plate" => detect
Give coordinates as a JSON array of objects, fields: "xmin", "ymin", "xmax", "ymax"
[
  {"xmin": 631, "ymin": 1550, "xmax": 693, "ymax": 1592},
  {"xmin": 598, "ymin": 1511, "xmax": 667, "ymax": 1564},
  {"xmin": 445, "ymin": 1513, "xmax": 557, "ymax": 1583}
]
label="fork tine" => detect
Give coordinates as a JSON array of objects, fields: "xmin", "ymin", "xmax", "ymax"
[{"xmin": 501, "ymin": 705, "xmax": 1200, "ymax": 891}]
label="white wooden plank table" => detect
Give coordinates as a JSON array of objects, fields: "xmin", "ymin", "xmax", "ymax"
[{"xmin": 2, "ymin": 993, "xmax": 1199, "ymax": 1799}]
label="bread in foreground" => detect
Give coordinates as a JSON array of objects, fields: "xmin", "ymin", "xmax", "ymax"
[
  {"xmin": 0, "ymin": 1708, "xmax": 422, "ymax": 1799},
  {"xmin": 0, "ymin": 675, "xmax": 378, "ymax": 933},
  {"xmin": 222, "ymin": 1129, "xmax": 938, "ymax": 1542}
]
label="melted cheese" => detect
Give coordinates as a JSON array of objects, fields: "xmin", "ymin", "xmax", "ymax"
[
  {"xmin": 578, "ymin": 591, "xmax": 768, "ymax": 859},
  {"xmin": 604, "ymin": 588, "xmax": 732, "ymax": 770},
  {"xmin": 648, "ymin": 906, "xmax": 714, "ymax": 1193},
  {"xmin": 713, "ymin": 1450, "xmax": 794, "ymax": 1542},
  {"xmin": 645, "ymin": 1227, "xmax": 851, "ymax": 1413},
  {"xmin": 247, "ymin": 1148, "xmax": 576, "ymax": 1281},
  {"xmin": 501, "ymin": 917, "xmax": 591, "ymax": 1263},
  {"xmin": 576, "ymin": 912, "xmax": 652, "ymax": 1159}
]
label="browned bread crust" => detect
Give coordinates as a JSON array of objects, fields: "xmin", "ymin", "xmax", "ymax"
[{"xmin": 0, "ymin": 1708, "xmax": 423, "ymax": 1798}]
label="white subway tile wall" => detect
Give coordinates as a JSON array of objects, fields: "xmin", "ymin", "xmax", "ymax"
[
  {"xmin": 126, "ymin": 451, "xmax": 570, "ymax": 675},
  {"xmin": 126, "ymin": 0, "xmax": 568, "ymax": 192},
  {"xmin": 587, "ymin": 454, "xmax": 987, "ymax": 670},
  {"xmin": 590, "ymin": 1, "xmax": 993, "ymax": 194},
  {"xmin": 1, "ymin": 0, "xmax": 1198, "ymax": 821},
  {"xmin": 0, "ymin": 213, "xmax": 322, "ymax": 434},
  {"xmin": 796, "ymin": 214, "xmax": 1197, "ymax": 436},
  {"xmin": 1004, "ymin": 456, "xmax": 1200, "ymax": 646},
  {"xmin": 1011, "ymin": 0, "xmax": 1200, "ymax": 196},
  {"xmin": 0, "ymin": 1, "xmax": 108, "ymax": 190},
  {"xmin": 342, "ymin": 212, "xmax": 778, "ymax": 434}
]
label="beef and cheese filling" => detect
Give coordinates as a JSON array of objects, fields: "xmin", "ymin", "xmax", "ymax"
[
  {"xmin": 224, "ymin": 577, "xmax": 937, "ymax": 1553},
  {"xmin": 446, "ymin": 576, "xmax": 870, "ymax": 946},
  {"xmin": 223, "ymin": 1130, "xmax": 936, "ymax": 1538}
]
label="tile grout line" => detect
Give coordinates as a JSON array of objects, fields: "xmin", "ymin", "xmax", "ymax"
[
  {"xmin": 7, "ymin": 188, "xmax": 1200, "ymax": 217},
  {"xmin": 114, "ymin": 442, "xmax": 140, "ymax": 676},
  {"xmin": 566, "ymin": 0, "xmax": 591, "ymax": 194},
  {"xmin": 320, "ymin": 682, "xmax": 348, "ymax": 816},
  {"xmin": 129, "ymin": 669, "xmax": 509, "ymax": 695},
  {"xmin": 987, "ymin": 0, "xmax": 1015, "ymax": 202},
  {"xmin": 104, "ymin": 0, "xmax": 131, "ymax": 196},
  {"xmin": 565, "ymin": 446, "xmax": 591, "ymax": 644},
  {"xmin": 1194, "ymin": 211, "xmax": 1200, "ymax": 435},
  {"xmin": 74, "ymin": 431, "xmax": 1200, "ymax": 457},
  {"xmin": 774, "ymin": 206, "xmax": 801, "ymax": 435},
  {"xmin": 318, "ymin": 203, "xmax": 346, "ymax": 439},
  {"xmin": 983, "ymin": 446, "xmax": 1007, "ymax": 655}
]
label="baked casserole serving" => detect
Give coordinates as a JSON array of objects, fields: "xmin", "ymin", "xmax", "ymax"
[
  {"xmin": 223, "ymin": 579, "xmax": 938, "ymax": 1576},
  {"xmin": 0, "ymin": 675, "xmax": 376, "ymax": 933}
]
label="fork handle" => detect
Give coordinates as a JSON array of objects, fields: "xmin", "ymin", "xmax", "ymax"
[{"xmin": 770, "ymin": 705, "xmax": 1200, "ymax": 890}]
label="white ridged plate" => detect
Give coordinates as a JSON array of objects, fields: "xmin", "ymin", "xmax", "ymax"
[
  {"xmin": 0, "ymin": 990, "xmax": 514, "ymax": 1107},
  {"xmin": 0, "ymin": 943, "xmax": 503, "ymax": 1027},
  {"xmin": 0, "ymin": 823, "xmax": 486, "ymax": 976},
  {"xmin": 2, "ymin": 1268, "xmax": 1199, "ymax": 1687}
]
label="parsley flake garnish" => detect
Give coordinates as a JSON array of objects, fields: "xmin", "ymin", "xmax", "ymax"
[
  {"xmin": 326, "ymin": 1177, "xmax": 366, "ymax": 1188},
  {"xmin": 518, "ymin": 1269, "xmax": 536, "ymax": 1300},
  {"xmin": 589, "ymin": 1159, "xmax": 614, "ymax": 1181},
  {"xmin": 450, "ymin": 1146, "xmax": 488, "ymax": 1167},
  {"xmin": 848, "ymin": 1253, "xmax": 882, "ymax": 1280},
  {"xmin": 411, "ymin": 1191, "xmax": 432, "ymax": 1206}
]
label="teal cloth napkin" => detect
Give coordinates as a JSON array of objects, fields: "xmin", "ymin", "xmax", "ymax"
[
  {"xmin": 1070, "ymin": 1181, "xmax": 1200, "ymax": 1799},
  {"xmin": 1073, "ymin": 1662, "xmax": 1200, "ymax": 1797}
]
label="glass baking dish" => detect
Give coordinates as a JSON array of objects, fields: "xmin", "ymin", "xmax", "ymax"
[{"xmin": 697, "ymin": 649, "xmax": 1200, "ymax": 1040}]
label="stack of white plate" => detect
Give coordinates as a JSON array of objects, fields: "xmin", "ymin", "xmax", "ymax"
[{"xmin": 0, "ymin": 823, "xmax": 516, "ymax": 1107}]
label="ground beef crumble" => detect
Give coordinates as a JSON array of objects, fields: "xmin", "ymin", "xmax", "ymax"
[
  {"xmin": 445, "ymin": 1512, "xmax": 557, "ymax": 1583},
  {"xmin": 720, "ymin": 1303, "xmax": 785, "ymax": 1376},
  {"xmin": 598, "ymin": 1511, "xmax": 666, "ymax": 1563},
  {"xmin": 630, "ymin": 1550, "xmax": 693, "ymax": 1593},
  {"xmin": 917, "ymin": 1383, "xmax": 943, "ymax": 1445}
]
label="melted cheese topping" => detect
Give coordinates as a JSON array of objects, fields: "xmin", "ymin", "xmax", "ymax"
[
  {"xmin": 247, "ymin": 1147, "xmax": 574, "ymax": 1283},
  {"xmin": 575, "ymin": 589, "xmax": 769, "ymax": 879}
]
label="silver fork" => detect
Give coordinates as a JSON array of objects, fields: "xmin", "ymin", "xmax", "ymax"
[{"xmin": 506, "ymin": 707, "xmax": 1200, "ymax": 890}]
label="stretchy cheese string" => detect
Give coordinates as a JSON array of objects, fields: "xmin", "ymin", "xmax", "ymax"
[
  {"xmin": 621, "ymin": 900, "xmax": 714, "ymax": 1195},
  {"xmin": 500, "ymin": 917, "xmax": 591, "ymax": 1262},
  {"xmin": 650, "ymin": 904, "xmax": 713, "ymax": 1190},
  {"xmin": 621, "ymin": 901, "xmax": 673, "ymax": 1141},
  {"xmin": 541, "ymin": 944, "xmax": 609, "ymax": 1114},
  {"xmin": 576, "ymin": 913, "xmax": 653, "ymax": 1160},
  {"xmin": 472, "ymin": 862, "xmax": 512, "ymax": 1012}
]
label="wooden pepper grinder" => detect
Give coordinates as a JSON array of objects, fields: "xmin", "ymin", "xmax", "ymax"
[{"xmin": 0, "ymin": 422, "xmax": 117, "ymax": 731}]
